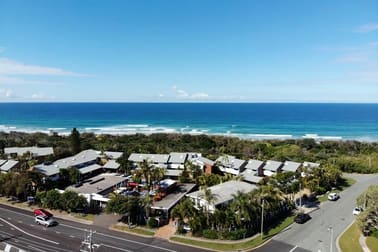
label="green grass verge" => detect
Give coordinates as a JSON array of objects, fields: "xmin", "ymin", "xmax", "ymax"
[
  {"xmin": 71, "ymin": 213, "xmax": 95, "ymax": 221},
  {"xmin": 170, "ymin": 215, "xmax": 294, "ymax": 251},
  {"xmin": 339, "ymin": 222, "xmax": 363, "ymax": 252},
  {"xmin": 366, "ymin": 236, "xmax": 378, "ymax": 252},
  {"xmin": 113, "ymin": 225, "xmax": 155, "ymax": 236}
]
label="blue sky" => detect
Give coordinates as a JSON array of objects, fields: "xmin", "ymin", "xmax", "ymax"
[{"xmin": 0, "ymin": 0, "xmax": 377, "ymax": 102}]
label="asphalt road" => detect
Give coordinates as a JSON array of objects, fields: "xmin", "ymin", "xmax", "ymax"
[
  {"xmin": 253, "ymin": 173, "xmax": 378, "ymax": 252},
  {"xmin": 0, "ymin": 204, "xmax": 208, "ymax": 252}
]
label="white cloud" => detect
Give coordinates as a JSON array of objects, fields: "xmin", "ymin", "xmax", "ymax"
[
  {"xmin": 0, "ymin": 89, "xmax": 17, "ymax": 98},
  {"xmin": 191, "ymin": 92, "xmax": 209, "ymax": 99},
  {"xmin": 0, "ymin": 58, "xmax": 88, "ymax": 76},
  {"xmin": 354, "ymin": 23, "xmax": 378, "ymax": 33},
  {"xmin": 172, "ymin": 86, "xmax": 210, "ymax": 99},
  {"xmin": 0, "ymin": 75, "xmax": 63, "ymax": 85}
]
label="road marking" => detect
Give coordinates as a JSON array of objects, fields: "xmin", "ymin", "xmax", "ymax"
[
  {"xmin": 96, "ymin": 232, "xmax": 177, "ymax": 252},
  {"xmin": 17, "ymin": 220, "xmax": 23, "ymax": 223},
  {"xmin": 59, "ymin": 223, "xmax": 177, "ymax": 252},
  {"xmin": 0, "ymin": 217, "xmax": 59, "ymax": 245},
  {"xmin": 28, "ymin": 245, "xmax": 47, "ymax": 252},
  {"xmin": 289, "ymin": 245, "xmax": 298, "ymax": 252},
  {"xmin": 101, "ymin": 244, "xmax": 133, "ymax": 252},
  {"xmin": 56, "ymin": 231, "xmax": 61, "ymax": 234},
  {"xmin": 69, "ymin": 235, "xmax": 75, "ymax": 238}
]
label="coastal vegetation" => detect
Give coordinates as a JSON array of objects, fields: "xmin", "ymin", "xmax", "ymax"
[
  {"xmin": 356, "ymin": 185, "xmax": 378, "ymax": 238},
  {"xmin": 1, "ymin": 131, "xmax": 377, "ymax": 174}
]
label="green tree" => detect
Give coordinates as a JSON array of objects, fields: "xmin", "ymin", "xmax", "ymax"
[{"xmin": 70, "ymin": 128, "xmax": 81, "ymax": 154}]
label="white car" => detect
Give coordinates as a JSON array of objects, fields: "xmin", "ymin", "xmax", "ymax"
[
  {"xmin": 353, "ymin": 207, "xmax": 363, "ymax": 215},
  {"xmin": 328, "ymin": 193, "xmax": 340, "ymax": 201},
  {"xmin": 35, "ymin": 215, "xmax": 56, "ymax": 227}
]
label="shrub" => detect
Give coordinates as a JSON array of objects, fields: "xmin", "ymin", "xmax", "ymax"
[
  {"xmin": 202, "ymin": 229, "xmax": 218, "ymax": 239},
  {"xmin": 221, "ymin": 228, "xmax": 248, "ymax": 240},
  {"xmin": 147, "ymin": 217, "xmax": 158, "ymax": 228}
]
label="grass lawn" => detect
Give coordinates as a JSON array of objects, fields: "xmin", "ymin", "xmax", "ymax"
[
  {"xmin": 71, "ymin": 213, "xmax": 95, "ymax": 221},
  {"xmin": 170, "ymin": 215, "xmax": 294, "ymax": 251},
  {"xmin": 339, "ymin": 222, "xmax": 363, "ymax": 252},
  {"xmin": 317, "ymin": 177, "xmax": 356, "ymax": 203},
  {"xmin": 112, "ymin": 224, "xmax": 155, "ymax": 236},
  {"xmin": 366, "ymin": 236, "xmax": 378, "ymax": 252}
]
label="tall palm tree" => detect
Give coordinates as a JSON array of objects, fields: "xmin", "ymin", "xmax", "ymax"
[
  {"xmin": 139, "ymin": 159, "xmax": 153, "ymax": 192},
  {"xmin": 201, "ymin": 187, "xmax": 218, "ymax": 226}
]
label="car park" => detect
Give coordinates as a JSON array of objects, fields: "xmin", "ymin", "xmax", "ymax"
[
  {"xmin": 35, "ymin": 215, "xmax": 57, "ymax": 227},
  {"xmin": 294, "ymin": 213, "xmax": 311, "ymax": 224},
  {"xmin": 328, "ymin": 192, "xmax": 340, "ymax": 201},
  {"xmin": 353, "ymin": 207, "xmax": 363, "ymax": 215}
]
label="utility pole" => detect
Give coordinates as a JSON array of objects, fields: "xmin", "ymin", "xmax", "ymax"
[
  {"xmin": 299, "ymin": 181, "xmax": 302, "ymax": 208},
  {"xmin": 260, "ymin": 198, "xmax": 264, "ymax": 240}
]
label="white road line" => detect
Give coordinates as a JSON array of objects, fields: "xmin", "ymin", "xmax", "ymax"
[
  {"xmin": 59, "ymin": 223, "xmax": 177, "ymax": 252},
  {"xmin": 96, "ymin": 232, "xmax": 177, "ymax": 252},
  {"xmin": 0, "ymin": 207, "xmax": 175, "ymax": 252},
  {"xmin": 101, "ymin": 243, "xmax": 134, "ymax": 252},
  {"xmin": 28, "ymin": 245, "xmax": 47, "ymax": 252},
  {"xmin": 69, "ymin": 235, "xmax": 75, "ymax": 238},
  {"xmin": 289, "ymin": 245, "xmax": 298, "ymax": 252},
  {"xmin": 17, "ymin": 220, "xmax": 23, "ymax": 223},
  {"xmin": 0, "ymin": 217, "xmax": 59, "ymax": 245}
]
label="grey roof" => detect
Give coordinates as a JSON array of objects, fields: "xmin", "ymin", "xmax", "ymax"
[
  {"xmin": 0, "ymin": 160, "xmax": 19, "ymax": 172},
  {"xmin": 215, "ymin": 155, "xmax": 246, "ymax": 169},
  {"xmin": 151, "ymin": 183, "xmax": 196, "ymax": 211},
  {"xmin": 303, "ymin": 161, "xmax": 320, "ymax": 168},
  {"xmin": 67, "ymin": 174, "xmax": 127, "ymax": 195},
  {"xmin": 104, "ymin": 151, "xmax": 123, "ymax": 160},
  {"xmin": 245, "ymin": 159, "xmax": 264, "ymax": 171},
  {"xmin": 165, "ymin": 169, "xmax": 182, "ymax": 177},
  {"xmin": 128, "ymin": 153, "xmax": 169, "ymax": 164},
  {"xmin": 263, "ymin": 160, "xmax": 283, "ymax": 172},
  {"xmin": 0, "ymin": 160, "xmax": 6, "ymax": 166},
  {"xmin": 34, "ymin": 163, "xmax": 61, "ymax": 177},
  {"xmin": 168, "ymin": 152, "xmax": 188, "ymax": 164},
  {"xmin": 79, "ymin": 164, "xmax": 102, "ymax": 174},
  {"xmin": 103, "ymin": 160, "xmax": 120, "ymax": 170},
  {"xmin": 241, "ymin": 168, "xmax": 264, "ymax": 184},
  {"xmin": 187, "ymin": 181, "xmax": 257, "ymax": 206},
  {"xmin": 54, "ymin": 149, "xmax": 99, "ymax": 169},
  {"xmin": 197, "ymin": 157, "xmax": 215, "ymax": 166},
  {"xmin": 4, "ymin": 147, "xmax": 54, "ymax": 157},
  {"xmin": 282, "ymin": 161, "xmax": 301, "ymax": 172}
]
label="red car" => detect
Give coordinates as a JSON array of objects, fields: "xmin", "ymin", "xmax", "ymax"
[{"xmin": 33, "ymin": 208, "xmax": 53, "ymax": 217}]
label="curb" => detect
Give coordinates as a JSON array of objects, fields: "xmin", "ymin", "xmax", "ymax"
[{"xmin": 109, "ymin": 225, "xmax": 155, "ymax": 238}]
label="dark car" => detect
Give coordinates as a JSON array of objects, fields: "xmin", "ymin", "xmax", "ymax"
[{"xmin": 295, "ymin": 213, "xmax": 311, "ymax": 224}]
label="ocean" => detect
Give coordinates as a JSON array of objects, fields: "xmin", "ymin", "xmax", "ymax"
[{"xmin": 0, "ymin": 103, "xmax": 377, "ymax": 142}]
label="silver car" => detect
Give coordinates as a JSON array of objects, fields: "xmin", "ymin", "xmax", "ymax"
[{"xmin": 35, "ymin": 215, "xmax": 56, "ymax": 227}]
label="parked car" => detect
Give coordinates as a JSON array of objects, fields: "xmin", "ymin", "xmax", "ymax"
[
  {"xmin": 328, "ymin": 193, "xmax": 340, "ymax": 201},
  {"xmin": 33, "ymin": 208, "xmax": 53, "ymax": 217},
  {"xmin": 353, "ymin": 207, "xmax": 363, "ymax": 215},
  {"xmin": 35, "ymin": 215, "xmax": 57, "ymax": 227},
  {"xmin": 183, "ymin": 224, "xmax": 191, "ymax": 232},
  {"xmin": 295, "ymin": 213, "xmax": 311, "ymax": 224}
]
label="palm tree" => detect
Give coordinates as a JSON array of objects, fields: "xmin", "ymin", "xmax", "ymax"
[
  {"xmin": 139, "ymin": 159, "xmax": 153, "ymax": 192},
  {"xmin": 231, "ymin": 191, "xmax": 251, "ymax": 227},
  {"xmin": 201, "ymin": 187, "xmax": 218, "ymax": 226}
]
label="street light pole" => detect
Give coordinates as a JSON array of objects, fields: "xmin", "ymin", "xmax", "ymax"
[
  {"xmin": 328, "ymin": 226, "xmax": 333, "ymax": 252},
  {"xmin": 260, "ymin": 198, "xmax": 264, "ymax": 240},
  {"xmin": 299, "ymin": 181, "xmax": 302, "ymax": 208}
]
